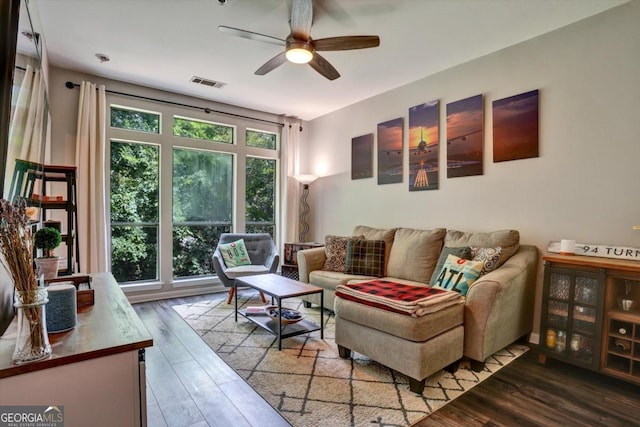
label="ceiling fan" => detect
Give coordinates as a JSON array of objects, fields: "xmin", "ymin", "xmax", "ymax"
[{"xmin": 218, "ymin": 0, "xmax": 380, "ymax": 81}]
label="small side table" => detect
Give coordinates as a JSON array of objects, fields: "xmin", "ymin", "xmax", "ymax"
[{"xmin": 282, "ymin": 242, "xmax": 324, "ymax": 280}]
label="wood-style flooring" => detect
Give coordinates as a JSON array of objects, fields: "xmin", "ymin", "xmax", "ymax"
[
  {"xmin": 134, "ymin": 295, "xmax": 290, "ymax": 427},
  {"xmin": 136, "ymin": 295, "xmax": 640, "ymax": 427}
]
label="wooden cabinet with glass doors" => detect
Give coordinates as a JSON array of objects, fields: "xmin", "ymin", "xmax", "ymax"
[
  {"xmin": 540, "ymin": 254, "xmax": 640, "ymax": 385},
  {"xmin": 539, "ymin": 261, "xmax": 605, "ymax": 370}
]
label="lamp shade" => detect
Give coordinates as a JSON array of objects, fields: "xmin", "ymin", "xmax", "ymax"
[
  {"xmin": 286, "ymin": 47, "xmax": 313, "ymax": 64},
  {"xmin": 293, "ymin": 174, "xmax": 318, "ymax": 185},
  {"xmin": 286, "ymin": 42, "xmax": 314, "ymax": 64}
]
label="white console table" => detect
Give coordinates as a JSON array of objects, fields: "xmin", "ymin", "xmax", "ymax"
[{"xmin": 0, "ymin": 273, "xmax": 153, "ymax": 427}]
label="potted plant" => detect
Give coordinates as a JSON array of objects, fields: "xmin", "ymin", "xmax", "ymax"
[{"xmin": 34, "ymin": 226, "xmax": 62, "ymax": 280}]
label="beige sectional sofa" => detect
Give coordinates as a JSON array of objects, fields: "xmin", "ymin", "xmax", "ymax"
[{"xmin": 297, "ymin": 225, "xmax": 539, "ymax": 369}]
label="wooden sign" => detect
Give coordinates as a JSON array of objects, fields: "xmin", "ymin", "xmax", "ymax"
[{"xmin": 548, "ymin": 241, "xmax": 640, "ymax": 262}]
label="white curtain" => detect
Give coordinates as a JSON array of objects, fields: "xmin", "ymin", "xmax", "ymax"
[
  {"xmin": 280, "ymin": 120, "xmax": 302, "ymax": 247},
  {"xmin": 4, "ymin": 65, "xmax": 47, "ymax": 193},
  {"xmin": 75, "ymin": 82, "xmax": 108, "ymax": 273}
]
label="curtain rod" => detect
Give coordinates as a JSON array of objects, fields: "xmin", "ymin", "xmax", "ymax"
[{"xmin": 64, "ymin": 81, "xmax": 285, "ymax": 128}]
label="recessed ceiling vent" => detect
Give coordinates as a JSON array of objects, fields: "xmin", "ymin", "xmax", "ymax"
[{"xmin": 190, "ymin": 76, "xmax": 227, "ymax": 89}]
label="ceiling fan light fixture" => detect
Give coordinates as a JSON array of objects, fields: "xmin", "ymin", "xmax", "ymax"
[{"xmin": 286, "ymin": 42, "xmax": 313, "ymax": 64}]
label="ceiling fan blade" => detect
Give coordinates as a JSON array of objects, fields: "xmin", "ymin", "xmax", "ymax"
[
  {"xmin": 290, "ymin": 0, "xmax": 313, "ymax": 40},
  {"xmin": 255, "ymin": 52, "xmax": 288, "ymax": 75},
  {"xmin": 308, "ymin": 53, "xmax": 340, "ymax": 80},
  {"xmin": 218, "ymin": 26, "xmax": 286, "ymax": 47},
  {"xmin": 313, "ymin": 36, "xmax": 380, "ymax": 51}
]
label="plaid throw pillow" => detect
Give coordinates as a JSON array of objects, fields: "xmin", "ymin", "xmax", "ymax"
[{"xmin": 345, "ymin": 239, "xmax": 386, "ymax": 277}]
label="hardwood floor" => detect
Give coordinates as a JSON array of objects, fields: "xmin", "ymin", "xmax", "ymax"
[
  {"xmin": 136, "ymin": 295, "xmax": 640, "ymax": 427},
  {"xmin": 414, "ymin": 349, "xmax": 640, "ymax": 427},
  {"xmin": 134, "ymin": 294, "xmax": 290, "ymax": 427}
]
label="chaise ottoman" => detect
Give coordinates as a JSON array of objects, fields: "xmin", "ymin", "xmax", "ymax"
[{"xmin": 334, "ymin": 281, "xmax": 464, "ymax": 394}]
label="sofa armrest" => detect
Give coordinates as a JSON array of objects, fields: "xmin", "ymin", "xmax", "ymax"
[
  {"xmin": 463, "ymin": 244, "xmax": 538, "ymax": 362},
  {"xmin": 297, "ymin": 247, "xmax": 326, "ymax": 283}
]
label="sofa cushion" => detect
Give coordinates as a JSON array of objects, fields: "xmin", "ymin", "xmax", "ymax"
[
  {"xmin": 432, "ymin": 254, "xmax": 484, "ymax": 296},
  {"xmin": 444, "ymin": 229, "xmax": 519, "ymax": 268},
  {"xmin": 334, "ymin": 296, "xmax": 464, "ymax": 342},
  {"xmin": 224, "ymin": 265, "xmax": 270, "ymax": 279},
  {"xmin": 352, "ymin": 225, "xmax": 396, "ymax": 274},
  {"xmin": 322, "ymin": 235, "xmax": 365, "ymax": 273},
  {"xmin": 345, "ymin": 239, "xmax": 386, "ymax": 278},
  {"xmin": 429, "ymin": 246, "xmax": 472, "ymax": 285},
  {"xmin": 218, "ymin": 239, "xmax": 252, "ymax": 267},
  {"xmin": 386, "ymin": 227, "xmax": 446, "ymax": 283},
  {"xmin": 310, "ymin": 270, "xmax": 375, "ymax": 291},
  {"xmin": 471, "ymin": 246, "xmax": 502, "ymax": 275}
]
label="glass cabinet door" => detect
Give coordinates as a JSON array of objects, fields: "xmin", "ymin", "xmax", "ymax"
[{"xmin": 541, "ymin": 265, "xmax": 605, "ymax": 369}]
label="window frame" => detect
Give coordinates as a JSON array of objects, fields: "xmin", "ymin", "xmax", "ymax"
[{"xmin": 105, "ymin": 98, "xmax": 281, "ymax": 294}]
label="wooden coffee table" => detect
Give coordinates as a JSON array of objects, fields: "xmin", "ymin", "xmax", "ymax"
[{"xmin": 234, "ymin": 273, "xmax": 324, "ymax": 350}]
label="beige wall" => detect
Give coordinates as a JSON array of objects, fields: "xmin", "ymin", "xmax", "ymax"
[{"xmin": 303, "ymin": 1, "xmax": 640, "ymax": 340}]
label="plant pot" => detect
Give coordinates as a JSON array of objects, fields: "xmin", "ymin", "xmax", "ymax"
[{"xmin": 35, "ymin": 257, "xmax": 59, "ymax": 280}]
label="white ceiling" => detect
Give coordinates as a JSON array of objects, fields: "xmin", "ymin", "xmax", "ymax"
[{"xmin": 30, "ymin": 0, "xmax": 627, "ymax": 121}]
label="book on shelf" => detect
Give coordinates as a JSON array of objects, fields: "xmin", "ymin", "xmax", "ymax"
[{"xmin": 245, "ymin": 306, "xmax": 269, "ymax": 315}]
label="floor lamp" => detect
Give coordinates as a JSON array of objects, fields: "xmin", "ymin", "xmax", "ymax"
[{"xmin": 293, "ymin": 174, "xmax": 318, "ymax": 242}]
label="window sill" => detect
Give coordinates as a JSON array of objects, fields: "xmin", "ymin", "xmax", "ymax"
[{"xmin": 172, "ymin": 276, "xmax": 222, "ymax": 288}]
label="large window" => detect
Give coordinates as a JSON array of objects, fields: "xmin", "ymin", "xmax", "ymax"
[
  {"xmin": 172, "ymin": 148, "xmax": 233, "ymax": 278},
  {"xmin": 108, "ymin": 104, "xmax": 280, "ymax": 288},
  {"xmin": 111, "ymin": 105, "xmax": 160, "ymax": 133},
  {"xmin": 110, "ymin": 140, "xmax": 160, "ymax": 282},
  {"xmin": 246, "ymin": 129, "xmax": 276, "ymax": 149},
  {"xmin": 246, "ymin": 156, "xmax": 276, "ymax": 235},
  {"xmin": 173, "ymin": 116, "xmax": 233, "ymax": 143}
]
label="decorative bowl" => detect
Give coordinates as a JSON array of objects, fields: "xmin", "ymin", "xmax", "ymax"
[{"xmin": 264, "ymin": 306, "xmax": 304, "ymax": 324}]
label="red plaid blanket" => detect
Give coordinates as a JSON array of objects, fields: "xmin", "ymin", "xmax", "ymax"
[{"xmin": 335, "ymin": 280, "xmax": 463, "ymax": 317}]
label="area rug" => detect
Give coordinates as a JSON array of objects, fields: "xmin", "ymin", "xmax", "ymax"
[{"xmin": 173, "ymin": 291, "xmax": 528, "ymax": 427}]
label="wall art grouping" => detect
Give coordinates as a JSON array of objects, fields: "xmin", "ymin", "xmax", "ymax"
[
  {"xmin": 492, "ymin": 89, "xmax": 539, "ymax": 162},
  {"xmin": 351, "ymin": 133, "xmax": 374, "ymax": 179},
  {"xmin": 446, "ymin": 94, "xmax": 484, "ymax": 178},
  {"xmin": 408, "ymin": 101, "xmax": 439, "ymax": 191},
  {"xmin": 350, "ymin": 89, "xmax": 539, "ymax": 188},
  {"xmin": 377, "ymin": 117, "xmax": 404, "ymax": 185}
]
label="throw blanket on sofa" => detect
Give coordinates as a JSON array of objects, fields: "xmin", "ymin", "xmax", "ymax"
[{"xmin": 335, "ymin": 280, "xmax": 463, "ymax": 317}]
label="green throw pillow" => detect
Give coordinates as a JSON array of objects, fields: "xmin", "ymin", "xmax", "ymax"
[
  {"xmin": 429, "ymin": 246, "xmax": 472, "ymax": 285},
  {"xmin": 433, "ymin": 254, "xmax": 484, "ymax": 296},
  {"xmin": 219, "ymin": 239, "xmax": 252, "ymax": 267}
]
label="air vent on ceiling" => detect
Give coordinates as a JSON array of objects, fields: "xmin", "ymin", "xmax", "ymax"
[{"xmin": 190, "ymin": 76, "xmax": 227, "ymax": 89}]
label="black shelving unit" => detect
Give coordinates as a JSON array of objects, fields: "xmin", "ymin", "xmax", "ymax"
[{"xmin": 8, "ymin": 159, "xmax": 79, "ymax": 274}]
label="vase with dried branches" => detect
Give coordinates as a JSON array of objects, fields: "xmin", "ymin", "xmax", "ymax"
[{"xmin": 0, "ymin": 199, "xmax": 51, "ymax": 364}]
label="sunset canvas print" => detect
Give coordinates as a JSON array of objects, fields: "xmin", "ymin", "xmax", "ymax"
[
  {"xmin": 377, "ymin": 117, "xmax": 404, "ymax": 185},
  {"xmin": 446, "ymin": 94, "xmax": 483, "ymax": 178},
  {"xmin": 493, "ymin": 89, "xmax": 539, "ymax": 162},
  {"xmin": 409, "ymin": 101, "xmax": 439, "ymax": 191},
  {"xmin": 351, "ymin": 133, "xmax": 373, "ymax": 179}
]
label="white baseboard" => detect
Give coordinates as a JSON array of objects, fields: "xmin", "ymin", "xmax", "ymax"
[
  {"xmin": 529, "ymin": 332, "xmax": 540, "ymax": 345},
  {"xmin": 126, "ymin": 285, "xmax": 227, "ymax": 304}
]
